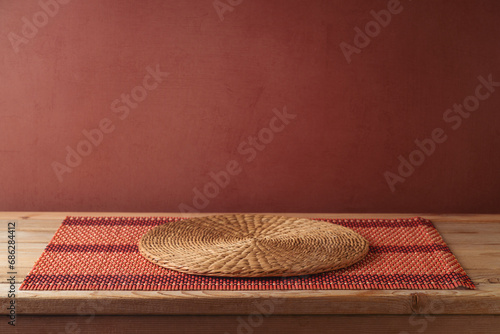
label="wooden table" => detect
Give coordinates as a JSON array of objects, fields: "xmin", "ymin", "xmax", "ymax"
[{"xmin": 1, "ymin": 212, "xmax": 499, "ymax": 333}]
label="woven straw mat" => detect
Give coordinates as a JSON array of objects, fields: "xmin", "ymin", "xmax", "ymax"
[{"xmin": 138, "ymin": 214, "xmax": 370, "ymax": 277}]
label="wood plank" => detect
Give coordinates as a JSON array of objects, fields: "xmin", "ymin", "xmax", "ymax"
[
  {"xmin": 448, "ymin": 248, "xmax": 500, "ymax": 270},
  {"xmin": 437, "ymin": 232, "xmax": 500, "ymax": 245},
  {"xmin": 0, "ymin": 219, "xmax": 63, "ymax": 231},
  {"xmin": 0, "ymin": 283, "xmax": 496, "ymax": 315},
  {"xmin": 4, "ymin": 315, "xmax": 500, "ymax": 334},
  {"xmin": 435, "ymin": 222, "xmax": 500, "ymax": 234},
  {"xmin": 4, "ymin": 224, "xmax": 499, "ymax": 245},
  {"xmin": 1, "ymin": 241, "xmax": 497, "ymax": 279},
  {"xmin": 460, "ymin": 269, "xmax": 500, "ymax": 284},
  {"xmin": 0, "ymin": 213, "xmax": 498, "ymax": 318}
]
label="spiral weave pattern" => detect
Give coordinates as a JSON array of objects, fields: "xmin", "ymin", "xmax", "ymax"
[{"xmin": 138, "ymin": 214, "xmax": 370, "ymax": 277}]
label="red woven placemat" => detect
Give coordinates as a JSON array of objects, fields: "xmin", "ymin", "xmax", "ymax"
[{"xmin": 20, "ymin": 216, "xmax": 475, "ymax": 290}]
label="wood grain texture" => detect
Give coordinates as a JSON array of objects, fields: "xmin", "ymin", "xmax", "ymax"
[
  {"xmin": 3, "ymin": 315, "xmax": 500, "ymax": 334},
  {"xmin": 0, "ymin": 213, "xmax": 499, "ymax": 317}
]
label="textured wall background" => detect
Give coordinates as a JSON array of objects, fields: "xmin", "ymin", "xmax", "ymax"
[{"xmin": 1, "ymin": 0, "xmax": 499, "ymax": 213}]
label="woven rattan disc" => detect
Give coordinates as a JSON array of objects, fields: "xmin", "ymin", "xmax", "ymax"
[{"xmin": 139, "ymin": 214, "xmax": 369, "ymax": 277}]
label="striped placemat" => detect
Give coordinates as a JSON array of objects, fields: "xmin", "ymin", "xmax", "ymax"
[{"xmin": 20, "ymin": 216, "xmax": 475, "ymax": 290}]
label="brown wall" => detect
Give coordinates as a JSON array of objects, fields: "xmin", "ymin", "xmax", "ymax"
[{"xmin": 1, "ymin": 0, "xmax": 499, "ymax": 213}]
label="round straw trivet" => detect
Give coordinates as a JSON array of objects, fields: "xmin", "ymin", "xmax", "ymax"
[{"xmin": 139, "ymin": 214, "xmax": 369, "ymax": 277}]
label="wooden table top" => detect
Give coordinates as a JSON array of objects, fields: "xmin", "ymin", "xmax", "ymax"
[{"xmin": 1, "ymin": 212, "xmax": 499, "ymax": 316}]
